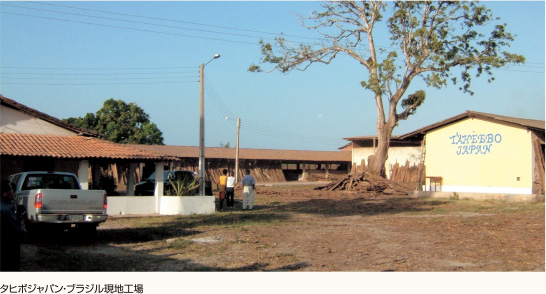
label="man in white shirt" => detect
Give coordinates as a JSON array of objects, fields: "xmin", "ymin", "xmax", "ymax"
[{"xmin": 226, "ymin": 171, "xmax": 236, "ymax": 208}]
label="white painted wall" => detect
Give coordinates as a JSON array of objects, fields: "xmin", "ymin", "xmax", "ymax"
[
  {"xmin": 159, "ymin": 196, "xmax": 215, "ymax": 215},
  {"xmin": 0, "ymin": 105, "xmax": 76, "ymax": 136},
  {"xmin": 107, "ymin": 197, "xmax": 157, "ymax": 215},
  {"xmin": 352, "ymin": 145, "xmax": 421, "ymax": 178},
  {"xmin": 107, "ymin": 196, "xmax": 215, "ymax": 216}
]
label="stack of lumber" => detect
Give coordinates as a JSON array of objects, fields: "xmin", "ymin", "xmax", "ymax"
[{"xmin": 390, "ymin": 161, "xmax": 425, "ymax": 183}]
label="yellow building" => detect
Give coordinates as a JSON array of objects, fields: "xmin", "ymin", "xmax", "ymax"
[
  {"xmin": 345, "ymin": 111, "xmax": 545, "ymax": 196},
  {"xmin": 406, "ymin": 111, "xmax": 544, "ymax": 195}
]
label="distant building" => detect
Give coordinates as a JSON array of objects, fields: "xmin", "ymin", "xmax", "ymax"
[{"xmin": 131, "ymin": 145, "xmax": 351, "ymax": 185}]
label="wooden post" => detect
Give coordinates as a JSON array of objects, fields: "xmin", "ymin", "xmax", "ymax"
[{"xmin": 126, "ymin": 163, "xmax": 137, "ymax": 196}]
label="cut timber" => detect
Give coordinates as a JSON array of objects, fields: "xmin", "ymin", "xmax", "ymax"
[{"xmin": 315, "ymin": 171, "xmax": 415, "ymax": 194}]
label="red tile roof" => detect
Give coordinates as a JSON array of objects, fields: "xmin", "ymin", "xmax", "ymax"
[
  {"xmin": 0, "ymin": 133, "xmax": 174, "ymax": 161},
  {"xmin": 131, "ymin": 145, "xmax": 351, "ymax": 162}
]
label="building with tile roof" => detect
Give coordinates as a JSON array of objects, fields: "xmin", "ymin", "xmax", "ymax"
[
  {"xmin": 131, "ymin": 144, "xmax": 351, "ymax": 184},
  {"xmin": 345, "ymin": 110, "xmax": 545, "ymax": 195},
  {"xmin": 1, "ymin": 94, "xmax": 99, "ymax": 137},
  {"xmin": 1, "ymin": 95, "xmax": 350, "ymax": 196},
  {"xmin": 0, "ymin": 95, "xmax": 177, "ymax": 195}
]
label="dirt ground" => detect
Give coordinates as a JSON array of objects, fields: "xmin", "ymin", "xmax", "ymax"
[{"xmin": 20, "ymin": 182, "xmax": 545, "ymax": 272}]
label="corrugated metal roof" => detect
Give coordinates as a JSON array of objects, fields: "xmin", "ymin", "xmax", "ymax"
[
  {"xmin": 400, "ymin": 110, "xmax": 545, "ymax": 139},
  {"xmin": 0, "ymin": 133, "xmax": 174, "ymax": 161},
  {"xmin": 345, "ymin": 111, "xmax": 545, "ymax": 142},
  {"xmin": 131, "ymin": 145, "xmax": 351, "ymax": 162}
]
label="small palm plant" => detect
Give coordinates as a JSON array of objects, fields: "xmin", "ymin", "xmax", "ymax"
[{"xmin": 166, "ymin": 173, "xmax": 201, "ymax": 196}]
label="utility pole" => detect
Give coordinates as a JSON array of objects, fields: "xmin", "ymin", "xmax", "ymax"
[
  {"xmin": 198, "ymin": 63, "xmax": 205, "ymax": 196},
  {"xmin": 235, "ymin": 117, "xmax": 241, "ymax": 182},
  {"xmin": 226, "ymin": 116, "xmax": 241, "ymax": 182},
  {"xmin": 198, "ymin": 54, "xmax": 220, "ymax": 196}
]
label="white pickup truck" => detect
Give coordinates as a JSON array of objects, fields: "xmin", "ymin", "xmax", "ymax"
[{"xmin": 8, "ymin": 171, "xmax": 108, "ymax": 237}]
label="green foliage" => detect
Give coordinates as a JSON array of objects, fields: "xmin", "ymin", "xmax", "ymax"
[
  {"xmin": 166, "ymin": 175, "xmax": 201, "ymax": 196},
  {"xmin": 219, "ymin": 142, "xmax": 231, "ymax": 148},
  {"xmin": 64, "ymin": 98, "xmax": 164, "ymax": 145},
  {"xmin": 400, "ymin": 90, "xmax": 426, "ymax": 119},
  {"xmin": 64, "ymin": 113, "xmax": 98, "ymax": 130}
]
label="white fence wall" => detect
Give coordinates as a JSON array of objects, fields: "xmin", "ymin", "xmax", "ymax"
[
  {"xmin": 107, "ymin": 196, "xmax": 215, "ymax": 216},
  {"xmin": 107, "ymin": 196, "xmax": 156, "ymax": 215}
]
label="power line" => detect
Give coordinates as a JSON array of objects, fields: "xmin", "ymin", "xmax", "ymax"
[
  {"xmin": 1, "ymin": 71, "xmax": 198, "ymax": 76},
  {"xmin": 2, "ymin": 3, "xmax": 543, "ymax": 72},
  {"xmin": 1, "ymin": 1, "xmax": 321, "ymax": 47},
  {"xmin": 1, "ymin": 2, "xmax": 284, "ymax": 44},
  {"xmin": 0, "ymin": 66, "xmax": 197, "ymax": 70},
  {"xmin": 26, "ymin": 1, "xmax": 319, "ymax": 41},
  {"xmin": 0, "ymin": 81, "xmax": 195, "ymax": 86},
  {"xmin": 0, "ymin": 10, "xmax": 260, "ymax": 46},
  {"xmin": 0, "ymin": 76, "xmax": 198, "ymax": 81},
  {"xmin": 204, "ymin": 79, "xmax": 344, "ymax": 147}
]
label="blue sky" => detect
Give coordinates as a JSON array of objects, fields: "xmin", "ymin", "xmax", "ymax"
[{"xmin": 1, "ymin": 1, "xmax": 544, "ymax": 151}]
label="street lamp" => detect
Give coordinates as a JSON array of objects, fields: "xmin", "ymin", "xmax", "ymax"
[
  {"xmin": 226, "ymin": 116, "xmax": 241, "ymax": 182},
  {"xmin": 199, "ymin": 53, "xmax": 221, "ymax": 196}
]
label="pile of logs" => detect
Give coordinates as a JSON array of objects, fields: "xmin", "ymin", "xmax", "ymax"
[{"xmin": 315, "ymin": 171, "xmax": 414, "ymax": 194}]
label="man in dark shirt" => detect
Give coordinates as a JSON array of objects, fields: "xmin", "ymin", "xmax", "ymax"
[{"xmin": 1, "ymin": 180, "xmax": 25, "ymax": 271}]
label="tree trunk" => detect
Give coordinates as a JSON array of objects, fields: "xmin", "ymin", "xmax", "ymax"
[
  {"xmin": 369, "ymin": 127, "xmax": 391, "ymax": 177},
  {"xmin": 368, "ymin": 108, "xmax": 397, "ymax": 177}
]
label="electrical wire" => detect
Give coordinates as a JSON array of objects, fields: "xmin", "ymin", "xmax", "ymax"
[
  {"xmin": 1, "ymin": 2, "xmax": 542, "ymax": 73},
  {"xmin": 27, "ymin": 0, "xmax": 320, "ymax": 41},
  {"xmin": 0, "ymin": 10, "xmax": 260, "ymax": 46},
  {"xmin": 204, "ymin": 79, "xmax": 345, "ymax": 147},
  {"xmin": 0, "ymin": 2, "xmax": 283, "ymax": 44},
  {"xmin": 1, "ymin": 71, "xmax": 197, "ymax": 76},
  {"xmin": 0, "ymin": 81, "xmax": 194, "ymax": 86}
]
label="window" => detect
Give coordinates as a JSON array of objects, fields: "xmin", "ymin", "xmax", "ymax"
[{"xmin": 21, "ymin": 174, "xmax": 79, "ymax": 190}]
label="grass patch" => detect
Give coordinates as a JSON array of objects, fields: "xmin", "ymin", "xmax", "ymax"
[{"xmin": 168, "ymin": 238, "xmax": 192, "ymax": 250}]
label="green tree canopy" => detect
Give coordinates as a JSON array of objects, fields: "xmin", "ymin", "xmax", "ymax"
[{"xmin": 64, "ymin": 98, "xmax": 164, "ymax": 145}]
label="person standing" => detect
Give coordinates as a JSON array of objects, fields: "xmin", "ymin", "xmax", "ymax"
[
  {"xmin": 241, "ymin": 169, "xmax": 256, "ymax": 210},
  {"xmin": 217, "ymin": 169, "xmax": 228, "ymax": 210},
  {"xmin": 1, "ymin": 180, "xmax": 25, "ymax": 271},
  {"xmin": 226, "ymin": 171, "xmax": 236, "ymax": 208}
]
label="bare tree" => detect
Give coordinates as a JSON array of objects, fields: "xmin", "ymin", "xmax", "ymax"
[{"xmin": 249, "ymin": 1, "xmax": 524, "ymax": 176}]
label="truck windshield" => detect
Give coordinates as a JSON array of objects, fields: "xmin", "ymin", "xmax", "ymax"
[{"xmin": 21, "ymin": 174, "xmax": 79, "ymax": 190}]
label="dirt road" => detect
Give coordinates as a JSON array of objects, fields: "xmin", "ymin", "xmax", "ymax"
[{"xmin": 20, "ymin": 183, "xmax": 544, "ymax": 272}]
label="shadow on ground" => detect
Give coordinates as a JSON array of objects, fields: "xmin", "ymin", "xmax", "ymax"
[{"xmin": 267, "ymin": 196, "xmax": 449, "ymax": 217}]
